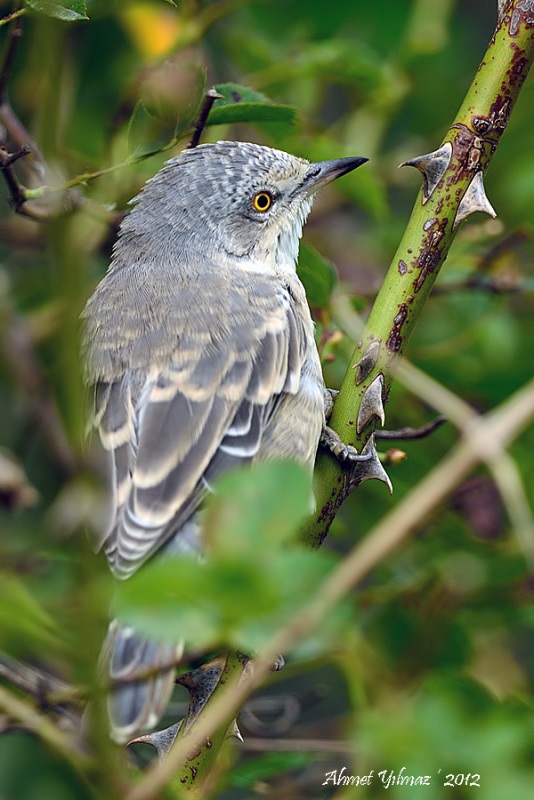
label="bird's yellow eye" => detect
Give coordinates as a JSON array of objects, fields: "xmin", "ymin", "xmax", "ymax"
[{"xmin": 252, "ymin": 191, "xmax": 272, "ymax": 212}]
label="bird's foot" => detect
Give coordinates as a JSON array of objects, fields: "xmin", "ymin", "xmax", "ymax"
[{"xmin": 320, "ymin": 425, "xmax": 374, "ymax": 463}]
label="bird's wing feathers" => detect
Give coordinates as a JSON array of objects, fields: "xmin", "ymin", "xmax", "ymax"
[{"xmin": 85, "ymin": 270, "xmax": 308, "ymax": 578}]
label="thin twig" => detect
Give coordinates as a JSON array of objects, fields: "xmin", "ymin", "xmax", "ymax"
[
  {"xmin": 0, "ymin": 652, "xmax": 72, "ymax": 704},
  {"xmin": 0, "ymin": 7, "xmax": 26, "ymax": 31},
  {"xmin": 0, "ymin": 686, "xmax": 92, "ymax": 772},
  {"xmin": 0, "ymin": 302, "xmax": 79, "ymax": 474},
  {"xmin": 375, "ymin": 415, "xmax": 447, "ymax": 441},
  {"xmin": 187, "ymin": 88, "xmax": 223, "ymax": 149},
  {"xmin": 0, "ymin": 10, "xmax": 23, "ymax": 100},
  {"xmin": 0, "ymin": 144, "xmax": 32, "ymax": 213}
]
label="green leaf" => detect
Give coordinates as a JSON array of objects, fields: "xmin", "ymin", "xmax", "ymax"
[
  {"xmin": 231, "ymin": 548, "xmax": 340, "ymax": 653},
  {"xmin": 204, "ymin": 460, "xmax": 312, "ymax": 558},
  {"xmin": 127, "ymin": 100, "xmax": 175, "ymax": 159},
  {"xmin": 114, "ymin": 554, "xmax": 279, "ymax": 650},
  {"xmin": 207, "ymin": 82, "xmax": 298, "ymax": 127},
  {"xmin": 0, "ymin": 573, "xmax": 59, "ymax": 649},
  {"xmin": 208, "ymin": 103, "xmax": 298, "ymax": 127},
  {"xmin": 115, "ymin": 545, "xmax": 340, "ymax": 655},
  {"xmin": 115, "ymin": 463, "xmax": 337, "ymax": 651},
  {"xmin": 116, "ymin": 462, "xmax": 313, "ymax": 648},
  {"xmin": 127, "ymin": 68, "xmax": 206, "ymax": 157},
  {"xmin": 25, "ymin": 0, "xmax": 88, "ymax": 20},
  {"xmin": 297, "ymin": 242, "xmax": 337, "ymax": 308},
  {"xmin": 213, "ymin": 83, "xmax": 272, "ymax": 105},
  {"xmin": 229, "ymin": 752, "xmax": 314, "ymax": 789}
]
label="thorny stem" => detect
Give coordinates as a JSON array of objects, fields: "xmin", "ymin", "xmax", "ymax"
[
  {"xmin": 303, "ymin": 0, "xmax": 534, "ymax": 547},
  {"xmin": 170, "ymin": 652, "xmax": 245, "ymax": 794}
]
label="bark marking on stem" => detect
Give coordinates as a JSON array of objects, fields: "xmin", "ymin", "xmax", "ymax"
[{"xmin": 386, "ymin": 304, "xmax": 409, "ymax": 352}]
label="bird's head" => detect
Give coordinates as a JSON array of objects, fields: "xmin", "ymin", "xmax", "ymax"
[{"xmin": 116, "ymin": 141, "xmax": 367, "ymax": 275}]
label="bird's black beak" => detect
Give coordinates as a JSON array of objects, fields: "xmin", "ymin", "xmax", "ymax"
[{"xmin": 302, "ymin": 156, "xmax": 368, "ymax": 193}]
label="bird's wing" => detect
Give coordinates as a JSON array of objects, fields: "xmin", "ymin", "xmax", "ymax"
[{"xmin": 84, "ymin": 270, "xmax": 309, "ymax": 578}]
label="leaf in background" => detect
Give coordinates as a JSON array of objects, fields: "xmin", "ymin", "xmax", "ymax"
[
  {"xmin": 114, "ymin": 554, "xmax": 278, "ymax": 649},
  {"xmin": 115, "ymin": 462, "xmax": 336, "ymax": 652},
  {"xmin": 297, "ymin": 242, "xmax": 337, "ymax": 309},
  {"xmin": 207, "ymin": 82, "xmax": 298, "ymax": 129},
  {"xmin": 212, "ymin": 83, "xmax": 272, "ymax": 105},
  {"xmin": 306, "ymin": 136, "xmax": 387, "ymax": 219},
  {"xmin": 127, "ymin": 65, "xmax": 205, "ymax": 157},
  {"xmin": 0, "ymin": 574, "xmax": 59, "ymax": 649},
  {"xmin": 204, "ymin": 460, "xmax": 312, "ymax": 558},
  {"xmin": 232, "ymin": 548, "xmax": 341, "ymax": 654},
  {"xmin": 229, "ymin": 752, "xmax": 314, "ymax": 790},
  {"xmin": 128, "ymin": 100, "xmax": 173, "ymax": 159},
  {"xmin": 25, "ymin": 0, "xmax": 88, "ymax": 20},
  {"xmin": 120, "ymin": 2, "xmax": 182, "ymax": 59}
]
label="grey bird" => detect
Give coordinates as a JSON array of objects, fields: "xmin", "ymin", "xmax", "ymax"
[{"xmin": 81, "ymin": 140, "xmax": 367, "ymax": 743}]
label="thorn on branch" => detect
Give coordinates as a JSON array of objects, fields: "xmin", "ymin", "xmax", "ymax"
[
  {"xmin": 357, "ymin": 374, "xmax": 386, "ymax": 434},
  {"xmin": 399, "ymin": 143, "xmax": 453, "ymax": 204},
  {"xmin": 453, "ymin": 170, "xmax": 497, "ymax": 229}
]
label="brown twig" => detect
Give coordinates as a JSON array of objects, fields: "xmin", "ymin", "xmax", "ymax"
[
  {"xmin": 375, "ymin": 415, "xmax": 447, "ymax": 441},
  {"xmin": 0, "ymin": 10, "xmax": 23, "ymax": 100},
  {"xmin": 0, "ymin": 652, "xmax": 82, "ymax": 712},
  {"xmin": 187, "ymin": 88, "xmax": 223, "ymax": 149},
  {"xmin": 0, "ymin": 144, "xmax": 32, "ymax": 212},
  {"xmin": 0, "ymin": 301, "xmax": 79, "ymax": 475}
]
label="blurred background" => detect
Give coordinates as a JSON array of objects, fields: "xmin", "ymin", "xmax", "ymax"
[{"xmin": 1, "ymin": 0, "xmax": 534, "ymax": 797}]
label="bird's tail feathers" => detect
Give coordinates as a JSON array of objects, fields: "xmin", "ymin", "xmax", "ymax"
[{"xmin": 103, "ymin": 621, "xmax": 182, "ymax": 744}]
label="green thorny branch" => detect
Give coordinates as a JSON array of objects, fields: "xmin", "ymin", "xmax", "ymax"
[
  {"xmin": 124, "ymin": 3, "xmax": 534, "ymax": 799},
  {"xmin": 302, "ymin": 0, "xmax": 534, "ymax": 548}
]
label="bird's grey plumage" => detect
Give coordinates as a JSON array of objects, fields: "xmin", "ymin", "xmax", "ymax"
[{"xmin": 81, "ymin": 140, "xmax": 366, "ymax": 742}]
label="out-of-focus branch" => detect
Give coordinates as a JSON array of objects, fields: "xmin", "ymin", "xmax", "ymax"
[
  {"xmin": 0, "ymin": 295, "xmax": 79, "ymax": 475},
  {"xmin": 0, "ymin": 652, "xmax": 81, "ymax": 711},
  {"xmin": 0, "ymin": 685, "xmax": 91, "ymax": 771},
  {"xmin": 396, "ymin": 360, "xmax": 534, "ymax": 563},
  {"xmin": 0, "ymin": 8, "xmax": 27, "ymax": 30}
]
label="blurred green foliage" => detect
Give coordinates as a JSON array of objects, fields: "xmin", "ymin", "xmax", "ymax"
[{"xmin": 1, "ymin": 0, "xmax": 534, "ymax": 798}]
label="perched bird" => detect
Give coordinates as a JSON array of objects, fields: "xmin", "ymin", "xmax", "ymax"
[{"xmin": 81, "ymin": 140, "xmax": 367, "ymax": 743}]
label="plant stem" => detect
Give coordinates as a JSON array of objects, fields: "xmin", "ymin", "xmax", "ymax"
[{"xmin": 304, "ymin": 1, "xmax": 534, "ymax": 547}]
